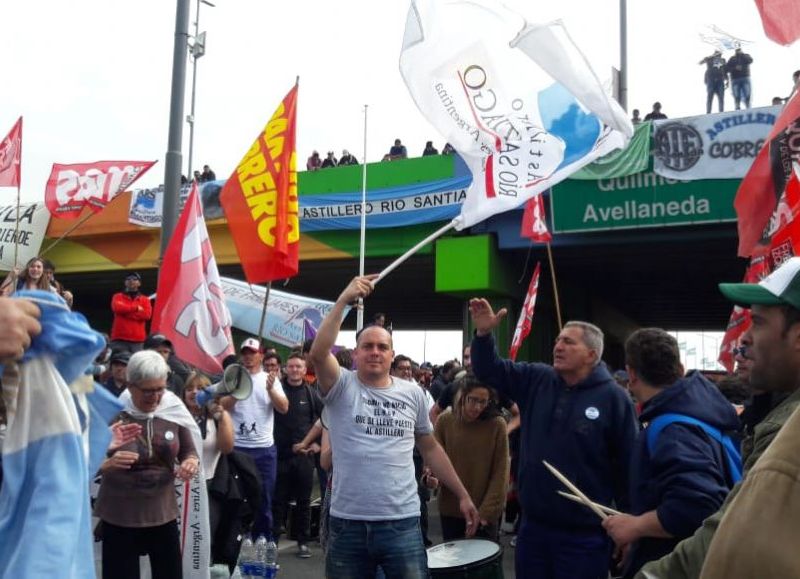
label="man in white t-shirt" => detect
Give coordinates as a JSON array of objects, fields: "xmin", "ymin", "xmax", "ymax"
[
  {"xmin": 221, "ymin": 337, "xmax": 289, "ymax": 537},
  {"xmin": 310, "ymin": 275, "xmax": 479, "ymax": 578}
]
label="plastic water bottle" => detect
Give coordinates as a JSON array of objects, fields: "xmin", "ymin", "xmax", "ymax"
[
  {"xmin": 265, "ymin": 538, "xmax": 278, "ymax": 578},
  {"xmin": 253, "ymin": 535, "xmax": 268, "ymax": 578},
  {"xmin": 239, "ymin": 535, "xmax": 255, "ymax": 579}
]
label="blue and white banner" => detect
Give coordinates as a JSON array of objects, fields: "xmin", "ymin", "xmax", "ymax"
[
  {"xmin": 221, "ymin": 277, "xmax": 348, "ymax": 348},
  {"xmin": 653, "ymin": 106, "xmax": 781, "ymax": 181}
]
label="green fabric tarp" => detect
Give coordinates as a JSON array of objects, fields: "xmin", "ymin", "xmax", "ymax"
[{"xmin": 571, "ymin": 121, "xmax": 651, "ymax": 179}]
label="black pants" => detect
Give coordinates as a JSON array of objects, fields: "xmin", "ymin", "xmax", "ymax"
[
  {"xmin": 272, "ymin": 453, "xmax": 314, "ymax": 544},
  {"xmin": 440, "ymin": 515, "xmax": 499, "ymax": 543},
  {"xmin": 102, "ymin": 520, "xmax": 182, "ymax": 579}
]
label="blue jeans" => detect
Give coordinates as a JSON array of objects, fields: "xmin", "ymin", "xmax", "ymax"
[
  {"xmin": 236, "ymin": 445, "xmax": 277, "ymax": 537},
  {"xmin": 516, "ymin": 517, "xmax": 611, "ymax": 579},
  {"xmin": 732, "ymin": 78, "xmax": 751, "ymax": 109},
  {"xmin": 326, "ymin": 516, "xmax": 428, "ymax": 579}
]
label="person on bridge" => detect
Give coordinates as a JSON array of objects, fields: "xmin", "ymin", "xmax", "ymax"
[
  {"xmin": 700, "ymin": 50, "xmax": 727, "ymax": 114},
  {"xmin": 637, "ymin": 256, "xmax": 800, "ymax": 579},
  {"xmin": 644, "ymin": 102, "xmax": 667, "ymax": 121},
  {"xmin": 602, "ymin": 328, "xmax": 739, "ymax": 578},
  {"xmin": 310, "ymin": 275, "xmax": 479, "ymax": 579},
  {"xmin": 109, "ymin": 272, "xmax": 152, "ymax": 354},
  {"xmin": 725, "ymin": 45, "xmax": 753, "ymax": 110},
  {"xmin": 469, "ymin": 299, "xmax": 637, "ymax": 579}
]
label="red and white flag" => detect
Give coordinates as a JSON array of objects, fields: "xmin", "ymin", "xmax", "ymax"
[
  {"xmin": 152, "ymin": 183, "xmax": 234, "ymax": 375},
  {"xmin": 0, "ymin": 117, "xmax": 22, "ymax": 188},
  {"xmin": 44, "ymin": 160, "xmax": 156, "ymax": 219},
  {"xmin": 718, "ymin": 257, "xmax": 768, "ymax": 372},
  {"xmin": 520, "ymin": 193, "xmax": 552, "ymax": 242},
  {"xmin": 735, "ymin": 93, "xmax": 800, "ymax": 256},
  {"xmin": 509, "ymin": 262, "xmax": 541, "ymax": 361}
]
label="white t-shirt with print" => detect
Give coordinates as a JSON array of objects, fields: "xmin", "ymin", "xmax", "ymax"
[
  {"xmin": 322, "ymin": 368, "xmax": 433, "ymax": 521},
  {"xmin": 230, "ymin": 370, "xmax": 284, "ymax": 448}
]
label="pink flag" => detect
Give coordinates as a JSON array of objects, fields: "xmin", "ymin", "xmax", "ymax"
[
  {"xmin": 152, "ymin": 183, "xmax": 235, "ymax": 374},
  {"xmin": 0, "ymin": 117, "xmax": 22, "ymax": 188},
  {"xmin": 520, "ymin": 194, "xmax": 552, "ymax": 242},
  {"xmin": 754, "ymin": 0, "xmax": 800, "ymax": 45},
  {"xmin": 44, "ymin": 160, "xmax": 156, "ymax": 219},
  {"xmin": 510, "ymin": 262, "xmax": 541, "ymax": 361}
]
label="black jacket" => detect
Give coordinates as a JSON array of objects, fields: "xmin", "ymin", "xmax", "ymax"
[
  {"xmin": 623, "ymin": 371, "xmax": 740, "ymax": 577},
  {"xmin": 471, "ymin": 333, "xmax": 637, "ymax": 531}
]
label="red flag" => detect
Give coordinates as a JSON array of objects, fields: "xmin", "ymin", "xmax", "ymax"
[
  {"xmin": 220, "ymin": 84, "xmax": 299, "ymax": 283},
  {"xmin": 152, "ymin": 183, "xmax": 235, "ymax": 374},
  {"xmin": 0, "ymin": 117, "xmax": 22, "ymax": 188},
  {"xmin": 45, "ymin": 160, "xmax": 156, "ymax": 219},
  {"xmin": 520, "ymin": 194, "xmax": 552, "ymax": 243},
  {"xmin": 735, "ymin": 93, "xmax": 800, "ymax": 256},
  {"xmin": 717, "ymin": 258, "xmax": 768, "ymax": 372},
  {"xmin": 754, "ymin": 0, "xmax": 800, "ymax": 45},
  {"xmin": 509, "ymin": 262, "xmax": 541, "ymax": 361}
]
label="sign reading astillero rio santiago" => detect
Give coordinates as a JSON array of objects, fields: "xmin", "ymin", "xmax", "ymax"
[{"xmin": 550, "ymin": 171, "xmax": 739, "ymax": 233}]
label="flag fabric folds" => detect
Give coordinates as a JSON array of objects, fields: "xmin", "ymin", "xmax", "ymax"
[
  {"xmin": 399, "ymin": 0, "xmax": 632, "ymax": 230},
  {"xmin": 510, "ymin": 262, "xmax": 542, "ymax": 361},
  {"xmin": 220, "ymin": 84, "xmax": 299, "ymax": 283},
  {"xmin": 520, "ymin": 193, "xmax": 552, "ymax": 242},
  {"xmin": 44, "ymin": 160, "xmax": 156, "ymax": 219},
  {"xmin": 0, "ymin": 117, "xmax": 22, "ymax": 188},
  {"xmin": 754, "ymin": 0, "xmax": 800, "ymax": 46},
  {"xmin": 735, "ymin": 93, "xmax": 800, "ymax": 256},
  {"xmin": 152, "ymin": 182, "xmax": 235, "ymax": 375},
  {"xmin": 718, "ymin": 259, "xmax": 768, "ymax": 371}
]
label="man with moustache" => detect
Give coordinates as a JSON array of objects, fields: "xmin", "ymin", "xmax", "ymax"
[{"xmin": 638, "ymin": 257, "xmax": 800, "ymax": 578}]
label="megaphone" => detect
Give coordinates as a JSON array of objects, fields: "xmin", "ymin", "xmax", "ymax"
[{"xmin": 196, "ymin": 364, "xmax": 253, "ymax": 407}]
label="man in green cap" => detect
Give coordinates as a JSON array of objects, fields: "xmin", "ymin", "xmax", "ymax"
[{"xmin": 637, "ymin": 256, "xmax": 800, "ymax": 578}]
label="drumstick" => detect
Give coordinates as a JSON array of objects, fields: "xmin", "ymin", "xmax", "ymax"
[
  {"xmin": 557, "ymin": 491, "xmax": 623, "ymax": 516},
  {"xmin": 542, "ymin": 460, "xmax": 608, "ymax": 520}
]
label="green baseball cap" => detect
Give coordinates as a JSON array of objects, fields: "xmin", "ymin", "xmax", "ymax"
[{"xmin": 719, "ymin": 257, "xmax": 800, "ymax": 310}]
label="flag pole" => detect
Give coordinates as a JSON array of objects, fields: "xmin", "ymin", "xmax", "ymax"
[
  {"xmin": 545, "ymin": 242, "xmax": 563, "ymax": 330},
  {"xmin": 12, "ymin": 185, "xmax": 20, "ymax": 267},
  {"xmin": 257, "ymin": 282, "xmax": 272, "ymax": 347},
  {"xmin": 356, "ymin": 104, "xmax": 368, "ymax": 331},
  {"xmin": 375, "ymin": 221, "xmax": 455, "ymax": 284},
  {"xmin": 39, "ymin": 211, "xmax": 97, "ymax": 257}
]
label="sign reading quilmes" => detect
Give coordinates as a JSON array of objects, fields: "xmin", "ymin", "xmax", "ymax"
[
  {"xmin": 653, "ymin": 105, "xmax": 780, "ymax": 180},
  {"xmin": 550, "ymin": 171, "xmax": 739, "ymax": 233}
]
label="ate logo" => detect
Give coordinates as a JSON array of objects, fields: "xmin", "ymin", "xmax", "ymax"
[
  {"xmin": 655, "ymin": 123, "xmax": 704, "ymax": 171},
  {"xmin": 174, "ymin": 212, "xmax": 232, "ymax": 357}
]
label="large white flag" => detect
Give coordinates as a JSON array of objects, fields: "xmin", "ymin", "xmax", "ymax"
[{"xmin": 400, "ymin": 0, "xmax": 633, "ymax": 229}]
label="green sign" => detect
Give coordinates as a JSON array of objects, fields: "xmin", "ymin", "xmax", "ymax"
[{"xmin": 550, "ymin": 171, "xmax": 739, "ymax": 233}]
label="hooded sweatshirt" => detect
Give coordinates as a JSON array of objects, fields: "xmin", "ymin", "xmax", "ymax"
[
  {"xmin": 624, "ymin": 371, "xmax": 740, "ymax": 578},
  {"xmin": 471, "ymin": 333, "xmax": 638, "ymax": 531}
]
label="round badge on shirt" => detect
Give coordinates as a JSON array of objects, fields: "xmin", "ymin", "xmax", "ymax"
[
  {"xmin": 165, "ymin": 430, "xmax": 175, "ymax": 441},
  {"xmin": 584, "ymin": 407, "xmax": 600, "ymax": 420}
]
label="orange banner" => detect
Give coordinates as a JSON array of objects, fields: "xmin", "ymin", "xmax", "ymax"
[{"xmin": 220, "ymin": 84, "xmax": 299, "ymax": 283}]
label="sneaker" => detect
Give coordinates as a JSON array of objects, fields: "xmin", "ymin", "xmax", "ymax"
[{"xmin": 297, "ymin": 544, "xmax": 311, "ymax": 558}]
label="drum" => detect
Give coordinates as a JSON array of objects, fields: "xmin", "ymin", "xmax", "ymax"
[{"xmin": 427, "ymin": 539, "xmax": 504, "ymax": 578}]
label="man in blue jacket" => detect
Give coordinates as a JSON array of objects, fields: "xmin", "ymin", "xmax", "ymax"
[
  {"xmin": 602, "ymin": 328, "xmax": 739, "ymax": 578},
  {"xmin": 469, "ymin": 298, "xmax": 637, "ymax": 579}
]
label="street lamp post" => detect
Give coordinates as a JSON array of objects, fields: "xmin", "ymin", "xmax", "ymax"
[{"xmin": 187, "ymin": 0, "xmax": 215, "ymax": 181}]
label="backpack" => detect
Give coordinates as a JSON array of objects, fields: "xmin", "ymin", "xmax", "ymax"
[{"xmin": 646, "ymin": 413, "xmax": 743, "ymax": 485}]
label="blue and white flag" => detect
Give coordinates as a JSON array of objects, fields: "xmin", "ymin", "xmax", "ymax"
[{"xmin": 399, "ymin": 0, "xmax": 633, "ymax": 229}]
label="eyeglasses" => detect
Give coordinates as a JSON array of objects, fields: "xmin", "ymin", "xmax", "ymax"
[
  {"xmin": 465, "ymin": 396, "xmax": 490, "ymax": 407},
  {"xmin": 134, "ymin": 385, "xmax": 166, "ymax": 396}
]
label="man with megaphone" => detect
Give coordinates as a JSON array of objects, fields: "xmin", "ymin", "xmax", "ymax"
[{"xmin": 220, "ymin": 337, "xmax": 289, "ymax": 539}]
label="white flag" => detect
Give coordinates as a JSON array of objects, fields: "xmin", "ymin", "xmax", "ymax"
[{"xmin": 399, "ymin": 0, "xmax": 633, "ymax": 229}]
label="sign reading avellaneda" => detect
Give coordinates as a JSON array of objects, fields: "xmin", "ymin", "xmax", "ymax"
[{"xmin": 550, "ymin": 171, "xmax": 739, "ymax": 233}]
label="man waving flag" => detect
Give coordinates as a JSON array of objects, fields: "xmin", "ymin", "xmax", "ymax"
[{"xmin": 399, "ymin": 0, "xmax": 632, "ymax": 230}]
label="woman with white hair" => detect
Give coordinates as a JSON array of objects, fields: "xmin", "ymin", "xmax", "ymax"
[{"xmin": 94, "ymin": 350, "xmax": 201, "ymax": 579}]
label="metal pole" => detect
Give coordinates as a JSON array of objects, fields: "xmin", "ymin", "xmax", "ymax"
[
  {"xmin": 619, "ymin": 0, "xmax": 628, "ymax": 111},
  {"xmin": 160, "ymin": 0, "xmax": 191, "ymax": 261},
  {"xmin": 187, "ymin": 0, "xmax": 200, "ymax": 180},
  {"xmin": 356, "ymin": 104, "xmax": 368, "ymax": 331}
]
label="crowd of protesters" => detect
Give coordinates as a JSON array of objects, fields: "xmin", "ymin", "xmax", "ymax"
[{"xmin": 3, "ymin": 249, "xmax": 800, "ymax": 579}]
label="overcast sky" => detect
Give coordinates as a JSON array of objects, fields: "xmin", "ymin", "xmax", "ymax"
[{"xmin": 2, "ymin": 0, "xmax": 798, "ymax": 202}]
